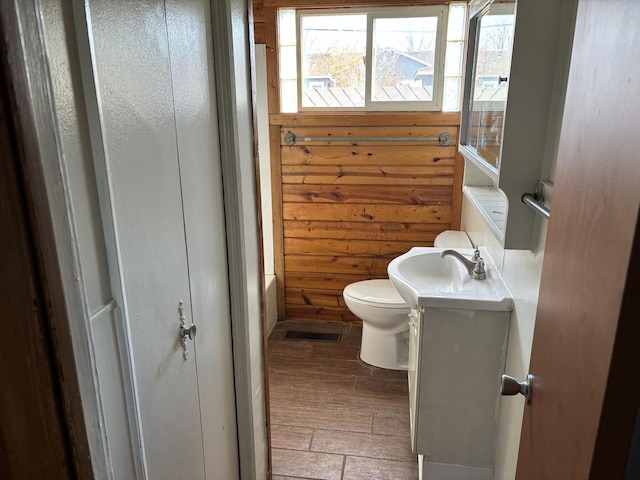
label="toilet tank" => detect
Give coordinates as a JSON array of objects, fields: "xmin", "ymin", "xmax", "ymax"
[{"xmin": 433, "ymin": 230, "xmax": 473, "ymax": 249}]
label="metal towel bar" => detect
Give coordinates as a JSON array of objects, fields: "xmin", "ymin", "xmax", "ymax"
[
  {"xmin": 521, "ymin": 190, "xmax": 550, "ymax": 219},
  {"xmin": 283, "ymin": 131, "xmax": 452, "ymax": 146}
]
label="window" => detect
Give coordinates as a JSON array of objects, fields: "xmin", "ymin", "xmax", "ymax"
[
  {"xmin": 279, "ymin": 4, "xmax": 467, "ymax": 113},
  {"xmin": 463, "ymin": 2, "xmax": 515, "ymax": 170}
]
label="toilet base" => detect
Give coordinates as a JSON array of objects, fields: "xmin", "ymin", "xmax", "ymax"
[{"xmin": 360, "ymin": 322, "xmax": 409, "ymax": 370}]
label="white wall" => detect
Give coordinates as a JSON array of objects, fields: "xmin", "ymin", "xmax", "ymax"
[
  {"xmin": 461, "ymin": 187, "xmax": 551, "ymax": 480},
  {"xmin": 255, "ymin": 44, "xmax": 278, "ymax": 334},
  {"xmin": 255, "ymin": 45, "xmax": 275, "ymax": 277}
]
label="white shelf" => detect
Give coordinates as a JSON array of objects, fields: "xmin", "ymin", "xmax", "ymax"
[{"xmin": 463, "ymin": 186, "xmax": 507, "ymax": 243}]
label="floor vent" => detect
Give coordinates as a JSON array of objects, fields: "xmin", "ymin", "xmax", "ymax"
[{"xmin": 284, "ymin": 331, "xmax": 342, "ymax": 343}]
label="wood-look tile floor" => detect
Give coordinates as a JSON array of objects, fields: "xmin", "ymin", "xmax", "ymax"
[{"xmin": 268, "ymin": 320, "xmax": 419, "ymax": 480}]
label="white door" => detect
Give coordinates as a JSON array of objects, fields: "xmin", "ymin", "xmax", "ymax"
[{"xmin": 83, "ymin": 0, "xmax": 239, "ymax": 478}]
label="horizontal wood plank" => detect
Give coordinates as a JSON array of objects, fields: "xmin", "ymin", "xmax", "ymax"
[
  {"xmin": 254, "ymin": 22, "xmax": 266, "ymax": 44},
  {"xmin": 285, "ymin": 288, "xmax": 347, "ymax": 307},
  {"xmin": 281, "ymin": 145, "xmax": 456, "ymax": 166},
  {"xmin": 286, "ymin": 255, "xmax": 393, "ymax": 275},
  {"xmin": 284, "ymin": 305, "xmax": 360, "ymax": 324},
  {"xmin": 285, "ymin": 272, "xmax": 383, "ymax": 290},
  {"xmin": 280, "ymin": 126, "xmax": 458, "ymax": 146},
  {"xmin": 284, "ymin": 238, "xmax": 421, "ymax": 256},
  {"xmin": 282, "ymin": 204, "xmax": 451, "ymax": 223},
  {"xmin": 252, "ymin": 0, "xmax": 265, "ymax": 22},
  {"xmin": 282, "ymin": 165, "xmax": 454, "ymax": 185},
  {"xmin": 271, "ymin": 112, "xmax": 461, "ymax": 127},
  {"xmin": 283, "ymin": 220, "xmax": 443, "ymax": 242},
  {"xmin": 282, "ymin": 184, "xmax": 452, "ymax": 205}
]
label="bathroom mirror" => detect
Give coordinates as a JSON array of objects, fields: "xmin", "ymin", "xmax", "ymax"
[{"xmin": 461, "ymin": 1, "xmax": 515, "ymax": 174}]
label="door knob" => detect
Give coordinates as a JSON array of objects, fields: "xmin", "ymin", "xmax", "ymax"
[
  {"xmin": 501, "ymin": 374, "xmax": 533, "ymax": 405},
  {"xmin": 180, "ymin": 323, "xmax": 197, "ymax": 340}
]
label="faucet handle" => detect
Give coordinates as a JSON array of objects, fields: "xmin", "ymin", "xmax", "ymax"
[
  {"xmin": 473, "ymin": 248, "xmax": 481, "ymax": 262},
  {"xmin": 472, "ymin": 257, "xmax": 486, "ymax": 280}
]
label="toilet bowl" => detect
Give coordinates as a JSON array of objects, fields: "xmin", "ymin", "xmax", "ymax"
[
  {"xmin": 343, "ymin": 230, "xmax": 473, "ymax": 370},
  {"xmin": 343, "ymin": 279, "xmax": 411, "ymax": 370}
]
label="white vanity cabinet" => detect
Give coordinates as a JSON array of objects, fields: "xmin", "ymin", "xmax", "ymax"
[
  {"xmin": 408, "ymin": 307, "xmax": 422, "ymax": 452},
  {"xmin": 408, "ymin": 306, "xmax": 511, "ymax": 480}
]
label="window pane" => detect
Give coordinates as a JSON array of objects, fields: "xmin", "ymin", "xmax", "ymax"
[
  {"xmin": 447, "ymin": 4, "xmax": 466, "ymax": 41},
  {"xmin": 371, "ymin": 17, "xmax": 438, "ymax": 103},
  {"xmin": 280, "ymin": 79, "xmax": 297, "ymax": 112},
  {"xmin": 444, "ymin": 41, "xmax": 462, "ymax": 77},
  {"xmin": 279, "ymin": 9, "xmax": 296, "ymax": 46},
  {"xmin": 300, "ymin": 14, "xmax": 366, "ymax": 108},
  {"xmin": 468, "ymin": 6, "xmax": 516, "ymax": 168},
  {"xmin": 279, "ymin": 9, "xmax": 297, "ymax": 112},
  {"xmin": 443, "ymin": 77, "xmax": 461, "ymax": 112},
  {"xmin": 279, "ymin": 46, "xmax": 297, "ymax": 80}
]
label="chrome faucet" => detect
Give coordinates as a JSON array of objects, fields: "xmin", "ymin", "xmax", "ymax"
[{"xmin": 441, "ymin": 249, "xmax": 487, "ymax": 280}]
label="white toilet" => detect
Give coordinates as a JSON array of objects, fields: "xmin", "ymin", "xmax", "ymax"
[{"xmin": 343, "ymin": 230, "xmax": 473, "ymax": 370}]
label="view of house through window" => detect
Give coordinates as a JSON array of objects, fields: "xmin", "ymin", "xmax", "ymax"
[
  {"xmin": 278, "ymin": 3, "xmax": 467, "ymax": 112},
  {"xmin": 371, "ymin": 16, "xmax": 438, "ymax": 103},
  {"xmin": 300, "ymin": 13, "xmax": 367, "ymax": 108}
]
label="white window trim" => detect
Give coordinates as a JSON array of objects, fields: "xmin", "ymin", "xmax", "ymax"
[{"xmin": 295, "ymin": 6, "xmax": 449, "ymax": 112}]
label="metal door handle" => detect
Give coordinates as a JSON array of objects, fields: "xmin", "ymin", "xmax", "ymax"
[
  {"xmin": 180, "ymin": 323, "xmax": 197, "ymax": 340},
  {"xmin": 178, "ymin": 301, "xmax": 196, "ymax": 360},
  {"xmin": 501, "ymin": 374, "xmax": 533, "ymax": 405}
]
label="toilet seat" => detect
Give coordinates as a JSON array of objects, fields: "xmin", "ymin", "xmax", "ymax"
[{"xmin": 343, "ymin": 279, "xmax": 409, "ymax": 310}]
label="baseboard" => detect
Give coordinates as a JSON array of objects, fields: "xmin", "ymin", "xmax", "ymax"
[{"xmin": 422, "ymin": 460, "xmax": 493, "ymax": 480}]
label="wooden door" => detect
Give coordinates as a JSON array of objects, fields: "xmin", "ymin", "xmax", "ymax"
[
  {"xmin": 516, "ymin": 1, "xmax": 640, "ymax": 478},
  {"xmin": 82, "ymin": 0, "xmax": 238, "ymax": 478}
]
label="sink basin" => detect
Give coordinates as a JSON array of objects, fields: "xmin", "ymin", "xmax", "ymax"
[{"xmin": 387, "ymin": 247, "xmax": 512, "ymax": 310}]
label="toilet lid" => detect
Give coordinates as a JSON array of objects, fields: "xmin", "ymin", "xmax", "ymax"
[{"xmin": 343, "ymin": 279, "xmax": 409, "ymax": 308}]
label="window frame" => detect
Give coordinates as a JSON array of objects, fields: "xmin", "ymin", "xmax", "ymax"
[{"xmin": 295, "ymin": 5, "xmax": 449, "ymax": 112}]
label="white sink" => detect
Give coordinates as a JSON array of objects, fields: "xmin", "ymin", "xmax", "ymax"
[{"xmin": 387, "ymin": 247, "xmax": 513, "ymax": 311}]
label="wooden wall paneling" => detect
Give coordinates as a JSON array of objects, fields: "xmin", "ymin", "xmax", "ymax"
[
  {"xmin": 282, "ymin": 184, "xmax": 453, "ymax": 205},
  {"xmin": 278, "ymin": 120, "xmax": 459, "ymax": 323},
  {"xmin": 285, "ymin": 288, "xmax": 349, "ymax": 307},
  {"xmin": 252, "ymin": 0, "xmax": 266, "ymax": 43},
  {"xmin": 283, "ymin": 221, "xmax": 443, "ymax": 242},
  {"xmin": 281, "ymin": 165, "xmax": 454, "ymax": 186},
  {"xmin": 254, "ymin": 22, "xmax": 266, "ymax": 44},
  {"xmin": 280, "ymin": 145, "xmax": 456, "ymax": 166},
  {"xmin": 451, "ymin": 152, "xmax": 465, "ymax": 230},
  {"xmin": 271, "ymin": 112, "xmax": 461, "ymax": 127},
  {"xmin": 284, "ymin": 238, "xmax": 425, "ymax": 256},
  {"xmin": 285, "ymin": 255, "xmax": 394, "ymax": 275},
  {"xmin": 285, "ymin": 305, "xmax": 360, "ymax": 323},
  {"xmin": 282, "ymin": 204, "xmax": 451, "ymax": 223},
  {"xmin": 253, "ymin": 0, "xmax": 265, "ymax": 22},
  {"xmin": 264, "ymin": 6, "xmax": 279, "ymax": 115}
]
